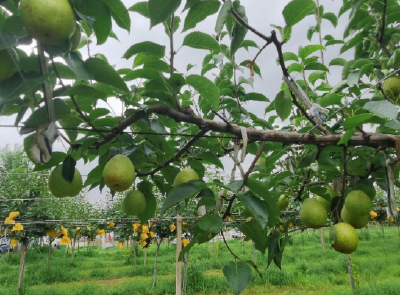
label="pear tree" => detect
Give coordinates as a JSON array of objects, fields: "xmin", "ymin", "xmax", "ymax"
[{"xmin": 1, "ymin": 0, "xmax": 400, "ymax": 293}]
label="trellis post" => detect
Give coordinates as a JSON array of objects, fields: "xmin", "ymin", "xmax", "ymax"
[{"xmin": 176, "ymin": 214, "xmax": 182, "ymax": 295}]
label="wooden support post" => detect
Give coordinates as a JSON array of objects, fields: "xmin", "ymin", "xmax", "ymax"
[
  {"xmin": 176, "ymin": 215, "xmax": 182, "ymax": 295},
  {"xmin": 17, "ymin": 240, "xmax": 27, "ymax": 293}
]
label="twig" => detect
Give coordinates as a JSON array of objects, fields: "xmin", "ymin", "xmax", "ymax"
[
  {"xmin": 220, "ymin": 230, "xmax": 240, "ymax": 260},
  {"xmin": 169, "ymin": 14, "xmax": 180, "ymax": 110},
  {"xmin": 48, "ymin": 55, "xmax": 105, "ymax": 139},
  {"xmin": 136, "ymin": 128, "xmax": 209, "ymax": 177},
  {"xmin": 377, "ymin": 0, "xmax": 392, "ymax": 58},
  {"xmin": 295, "ymin": 147, "xmax": 322, "ymax": 201},
  {"xmin": 252, "ymin": 42, "xmax": 269, "ymax": 64},
  {"xmin": 316, "ymin": 0, "xmax": 329, "ymax": 84}
]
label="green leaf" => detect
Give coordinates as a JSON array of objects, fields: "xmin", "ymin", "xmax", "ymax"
[
  {"xmin": 215, "ymin": 0, "xmax": 232, "ymax": 36},
  {"xmin": 299, "ymin": 45, "xmax": 325, "ymax": 60},
  {"xmin": 62, "ymin": 155, "xmax": 76, "ymax": 183},
  {"xmin": 197, "ymin": 152, "xmax": 223, "ymax": 168},
  {"xmin": 61, "ymin": 85, "xmax": 107, "ymax": 100},
  {"xmin": 230, "ymin": 3, "xmax": 247, "ymax": 57},
  {"xmin": 282, "ymin": 52, "xmax": 299, "ymax": 62},
  {"xmin": 223, "ymin": 261, "xmax": 252, "ymax": 295},
  {"xmin": 245, "ymin": 178, "xmax": 280, "ymax": 226},
  {"xmin": 337, "ymin": 129, "xmax": 355, "ymax": 146},
  {"xmin": 241, "ymin": 192, "xmax": 268, "ymax": 229},
  {"xmin": 322, "ymin": 12, "xmax": 338, "ymax": 27},
  {"xmin": 329, "ymin": 58, "xmax": 347, "ymax": 66},
  {"xmin": 198, "ymin": 214, "xmax": 223, "ymax": 233},
  {"xmin": 0, "ymin": 73, "xmax": 46, "ymax": 103},
  {"xmin": 148, "ymin": 0, "xmax": 181, "ymax": 28},
  {"xmin": 183, "ymin": 0, "xmax": 220, "ymax": 32},
  {"xmin": 343, "ymin": 114, "xmax": 374, "ymax": 130},
  {"xmin": 387, "ymin": 48, "xmax": 400, "ymax": 68},
  {"xmin": 102, "ymin": 0, "xmax": 130, "ymax": 31},
  {"xmin": 86, "ymin": 58, "xmax": 129, "ymax": 93},
  {"xmin": 318, "ymin": 93, "xmax": 342, "ymax": 107},
  {"xmin": 275, "ymin": 90, "xmax": 292, "ymax": 121},
  {"xmin": 364, "ymin": 101, "xmax": 398, "ymax": 120},
  {"xmin": 183, "ymin": 31, "xmax": 220, "ymax": 51},
  {"xmin": 267, "ymin": 231, "xmax": 283, "ymax": 268},
  {"xmin": 304, "ymin": 62, "xmax": 328, "ymax": 71},
  {"xmin": 137, "ymin": 181, "xmax": 157, "ymax": 223},
  {"xmin": 75, "ymin": 0, "xmax": 111, "ymax": 45},
  {"xmin": 123, "ymin": 69, "xmax": 163, "ymax": 81},
  {"xmin": 24, "ymin": 99, "xmax": 71, "ymax": 127},
  {"xmin": 161, "ymin": 183, "xmax": 201, "ymax": 214},
  {"xmin": 63, "ymin": 52, "xmax": 92, "ymax": 81},
  {"xmin": 128, "ymin": 2, "xmax": 149, "ymax": 18},
  {"xmin": 84, "ymin": 165, "xmax": 104, "ymax": 187},
  {"xmin": 239, "ymin": 219, "xmax": 268, "ymax": 254},
  {"xmin": 244, "ymin": 92, "xmax": 269, "ymax": 102},
  {"xmin": 186, "ymin": 75, "xmax": 220, "ymax": 109},
  {"xmin": 283, "ymin": 0, "xmax": 316, "ymax": 27},
  {"xmin": 123, "ymin": 41, "xmax": 165, "ymax": 59}
]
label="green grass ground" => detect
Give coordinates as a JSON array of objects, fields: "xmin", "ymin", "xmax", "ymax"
[{"xmin": 1, "ymin": 226, "xmax": 400, "ymax": 295}]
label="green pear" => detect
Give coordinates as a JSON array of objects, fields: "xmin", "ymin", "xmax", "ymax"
[
  {"xmin": 0, "ymin": 49, "xmax": 18, "ymax": 83},
  {"xmin": 49, "ymin": 166, "xmax": 83, "ymax": 197},
  {"xmin": 344, "ymin": 190, "xmax": 371, "ymax": 217},
  {"xmin": 383, "ymin": 77, "xmax": 400, "ymax": 104},
  {"xmin": 330, "ymin": 223, "xmax": 358, "ymax": 254},
  {"xmin": 278, "ymin": 195, "xmax": 289, "ymax": 211},
  {"xmin": 122, "ymin": 190, "xmax": 146, "ymax": 216},
  {"xmin": 19, "ymin": 0, "xmax": 76, "ymax": 45},
  {"xmin": 300, "ymin": 198, "xmax": 327, "ymax": 228},
  {"xmin": 174, "ymin": 168, "xmax": 199, "ymax": 186},
  {"xmin": 103, "ymin": 155, "xmax": 136, "ymax": 192}
]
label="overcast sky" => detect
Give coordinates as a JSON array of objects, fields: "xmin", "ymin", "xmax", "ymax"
[{"xmin": 0, "ymin": 0, "xmax": 351, "ymax": 203}]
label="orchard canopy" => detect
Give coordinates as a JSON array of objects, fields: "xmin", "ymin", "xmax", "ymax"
[{"xmin": 1, "ymin": 0, "xmax": 400, "ymax": 290}]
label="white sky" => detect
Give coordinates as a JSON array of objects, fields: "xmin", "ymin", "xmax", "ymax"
[{"xmin": 0, "ymin": 0, "xmax": 352, "ymax": 203}]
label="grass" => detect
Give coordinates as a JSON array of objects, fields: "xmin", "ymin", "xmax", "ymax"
[{"xmin": 0, "ymin": 226, "xmax": 400, "ymax": 295}]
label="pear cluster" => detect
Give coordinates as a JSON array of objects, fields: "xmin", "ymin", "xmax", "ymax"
[{"xmin": 340, "ymin": 190, "xmax": 371, "ymax": 229}]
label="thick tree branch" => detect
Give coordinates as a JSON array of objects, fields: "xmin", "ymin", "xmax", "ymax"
[
  {"xmin": 91, "ymin": 104, "xmax": 398, "ymax": 149},
  {"xmin": 136, "ymin": 128, "xmax": 209, "ymax": 177}
]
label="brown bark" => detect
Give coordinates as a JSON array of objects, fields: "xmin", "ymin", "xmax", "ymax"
[{"xmin": 17, "ymin": 241, "xmax": 28, "ymax": 293}]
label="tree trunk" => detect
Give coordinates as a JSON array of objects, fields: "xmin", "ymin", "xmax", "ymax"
[
  {"xmin": 319, "ymin": 228, "xmax": 326, "ymax": 254},
  {"xmin": 182, "ymin": 251, "xmax": 190, "ymax": 295},
  {"xmin": 17, "ymin": 240, "xmax": 28, "ymax": 293},
  {"xmin": 144, "ymin": 247, "xmax": 148, "ymax": 267},
  {"xmin": 47, "ymin": 239, "xmax": 52, "ymax": 269},
  {"xmin": 132, "ymin": 239, "xmax": 137, "ymax": 265},
  {"xmin": 65, "ymin": 245, "xmax": 69, "ymax": 260},
  {"xmin": 345, "ymin": 254, "xmax": 356, "ymax": 294},
  {"xmin": 153, "ymin": 241, "xmax": 161, "ymax": 287},
  {"xmin": 71, "ymin": 238, "xmax": 76, "ymax": 263}
]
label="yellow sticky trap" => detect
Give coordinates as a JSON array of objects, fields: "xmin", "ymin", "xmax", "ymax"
[
  {"xmin": 60, "ymin": 236, "xmax": 71, "ymax": 246},
  {"xmin": 97, "ymin": 229, "xmax": 105, "ymax": 236},
  {"xmin": 182, "ymin": 239, "xmax": 190, "ymax": 248},
  {"xmin": 170, "ymin": 224, "xmax": 176, "ymax": 232},
  {"xmin": 118, "ymin": 241, "xmax": 124, "ymax": 248},
  {"xmin": 11, "ymin": 223, "xmax": 23, "ymax": 231}
]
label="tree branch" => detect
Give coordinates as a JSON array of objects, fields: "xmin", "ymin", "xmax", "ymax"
[
  {"xmin": 136, "ymin": 128, "xmax": 209, "ymax": 177},
  {"xmin": 90, "ymin": 104, "xmax": 398, "ymax": 149},
  {"xmin": 169, "ymin": 14, "xmax": 180, "ymax": 110}
]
